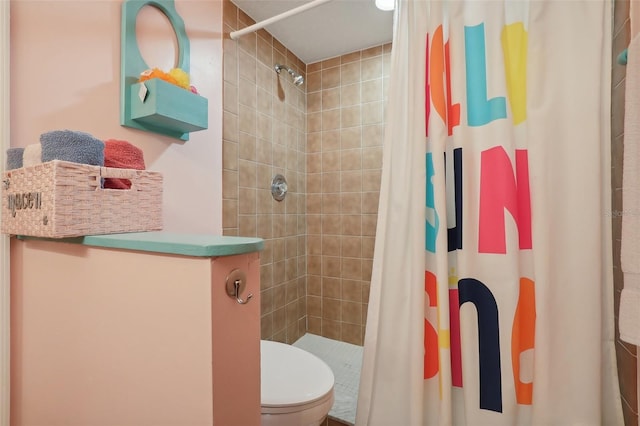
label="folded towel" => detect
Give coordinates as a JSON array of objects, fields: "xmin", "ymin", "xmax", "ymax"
[
  {"xmin": 22, "ymin": 143, "xmax": 42, "ymax": 167},
  {"xmin": 40, "ymin": 130, "xmax": 104, "ymax": 166},
  {"xmin": 6, "ymin": 148, "xmax": 24, "ymax": 170},
  {"xmin": 103, "ymin": 139, "xmax": 146, "ymax": 189}
]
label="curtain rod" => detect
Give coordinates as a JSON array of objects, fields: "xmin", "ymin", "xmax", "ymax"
[{"xmin": 230, "ymin": 0, "xmax": 334, "ymax": 40}]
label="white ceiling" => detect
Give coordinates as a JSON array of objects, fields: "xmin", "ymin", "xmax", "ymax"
[{"xmin": 231, "ymin": 0, "xmax": 394, "ymax": 64}]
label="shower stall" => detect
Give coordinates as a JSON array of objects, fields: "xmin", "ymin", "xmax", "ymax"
[{"xmin": 222, "ymin": 0, "xmax": 388, "ymax": 349}]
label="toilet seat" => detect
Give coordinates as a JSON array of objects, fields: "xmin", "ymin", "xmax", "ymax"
[{"xmin": 260, "ymin": 340, "xmax": 335, "ymax": 411}]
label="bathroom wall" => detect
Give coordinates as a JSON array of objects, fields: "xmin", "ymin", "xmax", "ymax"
[
  {"xmin": 611, "ymin": 0, "xmax": 638, "ymax": 424},
  {"xmin": 222, "ymin": 0, "xmax": 308, "ymax": 344},
  {"xmin": 305, "ymin": 47, "xmax": 389, "ymax": 346},
  {"xmin": 9, "ymin": 0, "xmax": 223, "ymax": 234}
]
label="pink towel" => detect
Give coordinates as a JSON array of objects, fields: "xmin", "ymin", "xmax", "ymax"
[{"xmin": 103, "ymin": 139, "xmax": 146, "ymax": 189}]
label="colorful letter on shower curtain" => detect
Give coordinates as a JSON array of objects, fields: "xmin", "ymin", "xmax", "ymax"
[{"xmin": 356, "ymin": 0, "xmax": 622, "ymax": 425}]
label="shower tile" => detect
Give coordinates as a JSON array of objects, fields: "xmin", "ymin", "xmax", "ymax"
[
  {"xmin": 363, "ymin": 146, "xmax": 383, "ymax": 170},
  {"xmin": 272, "ymin": 237, "xmax": 285, "ymax": 262},
  {"xmin": 308, "ymin": 275, "xmax": 322, "ymax": 296},
  {"xmin": 239, "ymin": 105, "xmax": 257, "ymax": 135},
  {"xmin": 341, "ymin": 237, "xmax": 362, "ymax": 259},
  {"xmin": 273, "ymin": 306, "xmax": 286, "ymax": 332},
  {"xmin": 341, "ymin": 258, "xmax": 362, "ymax": 281},
  {"xmin": 362, "ymin": 124, "xmax": 383, "ymax": 147},
  {"xmin": 323, "ymin": 130, "xmax": 341, "ymax": 151},
  {"xmin": 383, "ymin": 42, "xmax": 392, "ymax": 53},
  {"xmin": 308, "ymin": 173, "xmax": 322, "ymax": 193},
  {"xmin": 223, "ymin": 49, "xmax": 238, "ymax": 86},
  {"xmin": 239, "ymin": 132, "xmax": 257, "ymax": 162},
  {"xmin": 382, "ymin": 54, "xmax": 391, "ymax": 77},
  {"xmin": 260, "ymin": 313, "xmax": 273, "ymax": 339},
  {"xmin": 222, "ymin": 0, "xmax": 237, "ymax": 29},
  {"xmin": 342, "ymin": 279, "xmax": 362, "ymax": 303},
  {"xmin": 222, "ymin": 199, "xmax": 238, "ymax": 228},
  {"xmin": 322, "ymin": 214, "xmax": 342, "ymax": 235},
  {"xmin": 238, "ymin": 214, "xmax": 257, "ymax": 237},
  {"xmin": 307, "ymin": 132, "xmax": 322, "ymax": 152},
  {"xmin": 321, "ymin": 319, "xmax": 341, "ymax": 340},
  {"xmin": 223, "ymin": 81, "xmax": 238, "ymax": 114},
  {"xmin": 308, "ymin": 214, "xmax": 322, "ymax": 234},
  {"xmin": 362, "ymin": 192, "xmax": 379, "ymax": 214},
  {"xmin": 342, "ymin": 215, "xmax": 362, "ymax": 236},
  {"xmin": 322, "ymin": 172, "xmax": 341, "ymax": 193},
  {"xmin": 341, "ymin": 51, "xmax": 361, "ymax": 64},
  {"xmin": 261, "ymin": 287, "xmax": 274, "ymax": 315},
  {"xmin": 223, "ymin": 111, "xmax": 239, "ymax": 142},
  {"xmin": 362, "ymin": 235, "xmax": 375, "ymax": 260},
  {"xmin": 362, "ymin": 45, "xmax": 382, "ymax": 59},
  {"xmin": 238, "ymin": 49, "xmax": 256, "ymax": 83},
  {"xmin": 322, "ymin": 109, "xmax": 341, "ymax": 131},
  {"xmin": 257, "ymin": 190, "xmax": 273, "ymax": 215},
  {"xmin": 341, "ymin": 171, "xmax": 362, "ymax": 192},
  {"xmin": 261, "ymin": 240, "xmax": 273, "ymax": 266},
  {"xmin": 323, "ymin": 193, "xmax": 341, "ymax": 214},
  {"xmin": 341, "ymin": 106, "xmax": 361, "ymax": 129},
  {"xmin": 361, "ymin": 79, "xmax": 382, "ymax": 103},
  {"xmin": 341, "ymin": 193, "xmax": 362, "ymax": 214},
  {"xmin": 361, "ymin": 57, "xmax": 383, "ymax": 81},
  {"xmin": 257, "ymin": 214, "xmax": 273, "ymax": 239},
  {"xmin": 308, "ymin": 61, "xmax": 322, "ymax": 73},
  {"xmin": 238, "ymin": 187, "xmax": 256, "ymax": 214},
  {"xmin": 341, "ymin": 83, "xmax": 361, "ymax": 107},
  {"xmin": 226, "ymin": 146, "xmax": 243, "ymax": 181},
  {"xmin": 257, "ymin": 87, "xmax": 272, "ymax": 114},
  {"xmin": 238, "ymin": 159, "xmax": 257, "ymax": 188},
  {"xmin": 323, "ymin": 298, "xmax": 342, "ymax": 321},
  {"xmin": 307, "ymin": 71, "xmax": 322, "ymax": 92},
  {"xmin": 308, "ymin": 91, "xmax": 322, "ymax": 113},
  {"xmin": 308, "ymin": 316, "xmax": 322, "ymax": 334},
  {"xmin": 238, "ymin": 31, "xmax": 256, "ymax": 57},
  {"xmin": 361, "ymin": 101, "xmax": 383, "ymax": 125},
  {"xmin": 322, "ymin": 56, "xmax": 341, "ymax": 69},
  {"xmin": 362, "ymin": 259, "xmax": 373, "ymax": 281},
  {"xmin": 308, "ymin": 255, "xmax": 322, "ymax": 275},
  {"xmin": 323, "ymin": 276, "xmax": 342, "ymax": 299},
  {"xmin": 323, "ymin": 256, "xmax": 342, "ymax": 278},
  {"xmin": 341, "ymin": 149, "xmax": 362, "ymax": 171},
  {"xmin": 222, "ymin": 169, "xmax": 238, "ymax": 199},
  {"xmin": 341, "ymin": 62, "xmax": 361, "ymax": 86},
  {"xmin": 322, "ymin": 235, "xmax": 341, "ymax": 256},
  {"xmin": 323, "ymin": 88, "xmax": 341, "ymax": 110},
  {"xmin": 362, "ymin": 170, "xmax": 381, "ymax": 191},
  {"xmin": 273, "ymin": 37, "xmax": 286, "ymax": 55},
  {"xmin": 308, "ymin": 235, "xmax": 322, "ymax": 255},
  {"xmin": 340, "ymin": 126, "xmax": 363, "ymax": 149},
  {"xmin": 323, "ymin": 151, "xmax": 341, "ymax": 172},
  {"xmin": 307, "ymin": 112, "xmax": 322, "ymax": 133},
  {"xmin": 286, "ymin": 234, "xmax": 298, "ymax": 257},
  {"xmin": 256, "ymin": 36, "xmax": 272, "ymax": 66},
  {"xmin": 362, "ymin": 214, "xmax": 377, "ymax": 236},
  {"xmin": 307, "ymin": 193, "xmax": 322, "ymax": 214},
  {"xmin": 274, "ymin": 260, "xmax": 286, "ymax": 285},
  {"xmin": 342, "ymin": 323, "xmax": 363, "ymax": 346},
  {"xmin": 322, "ymin": 67, "xmax": 341, "ymax": 90},
  {"xmin": 237, "ymin": 8, "xmax": 255, "ymax": 26},
  {"xmin": 257, "ymin": 113, "xmax": 272, "ymax": 142}
]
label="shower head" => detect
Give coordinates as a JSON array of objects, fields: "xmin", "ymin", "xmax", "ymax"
[{"xmin": 274, "ymin": 64, "xmax": 304, "ymax": 86}]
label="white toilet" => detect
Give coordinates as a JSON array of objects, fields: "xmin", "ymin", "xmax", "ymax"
[{"xmin": 261, "ymin": 340, "xmax": 335, "ymax": 426}]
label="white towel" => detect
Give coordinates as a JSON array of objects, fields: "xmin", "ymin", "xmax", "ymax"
[
  {"xmin": 22, "ymin": 143, "xmax": 42, "ymax": 167},
  {"xmin": 619, "ymin": 34, "xmax": 640, "ymax": 345}
]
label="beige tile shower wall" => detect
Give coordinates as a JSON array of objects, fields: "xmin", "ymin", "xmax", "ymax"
[
  {"xmin": 305, "ymin": 45, "xmax": 390, "ymax": 346},
  {"xmin": 222, "ymin": 0, "xmax": 308, "ymax": 344},
  {"xmin": 612, "ymin": 0, "xmax": 638, "ymax": 425}
]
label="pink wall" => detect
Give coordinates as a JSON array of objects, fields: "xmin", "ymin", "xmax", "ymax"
[{"xmin": 9, "ymin": 0, "xmax": 223, "ymax": 233}]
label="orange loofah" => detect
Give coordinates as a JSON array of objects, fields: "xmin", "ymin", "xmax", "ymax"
[{"xmin": 139, "ymin": 68, "xmax": 178, "ymax": 86}]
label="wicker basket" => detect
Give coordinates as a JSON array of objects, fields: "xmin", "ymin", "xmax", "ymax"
[{"xmin": 1, "ymin": 160, "xmax": 163, "ymax": 238}]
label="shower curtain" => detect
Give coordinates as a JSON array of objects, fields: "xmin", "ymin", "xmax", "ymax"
[{"xmin": 356, "ymin": 0, "xmax": 623, "ymax": 425}]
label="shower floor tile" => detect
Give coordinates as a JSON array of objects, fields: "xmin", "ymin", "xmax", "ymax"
[{"xmin": 293, "ymin": 333, "xmax": 363, "ymax": 426}]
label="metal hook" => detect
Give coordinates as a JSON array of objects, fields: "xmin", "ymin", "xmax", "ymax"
[
  {"xmin": 225, "ymin": 269, "xmax": 253, "ymax": 305},
  {"xmin": 233, "ymin": 280, "xmax": 253, "ymax": 305}
]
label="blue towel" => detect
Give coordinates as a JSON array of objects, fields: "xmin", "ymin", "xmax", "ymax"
[
  {"xmin": 6, "ymin": 147, "xmax": 24, "ymax": 170},
  {"xmin": 40, "ymin": 130, "xmax": 105, "ymax": 166}
]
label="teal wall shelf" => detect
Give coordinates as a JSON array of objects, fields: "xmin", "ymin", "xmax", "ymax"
[{"xmin": 120, "ymin": 0, "xmax": 208, "ymax": 141}]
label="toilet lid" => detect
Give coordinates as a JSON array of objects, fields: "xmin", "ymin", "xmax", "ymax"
[{"xmin": 261, "ymin": 340, "xmax": 335, "ymax": 407}]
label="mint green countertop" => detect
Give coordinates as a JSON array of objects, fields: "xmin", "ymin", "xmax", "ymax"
[{"xmin": 18, "ymin": 232, "xmax": 264, "ymax": 257}]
